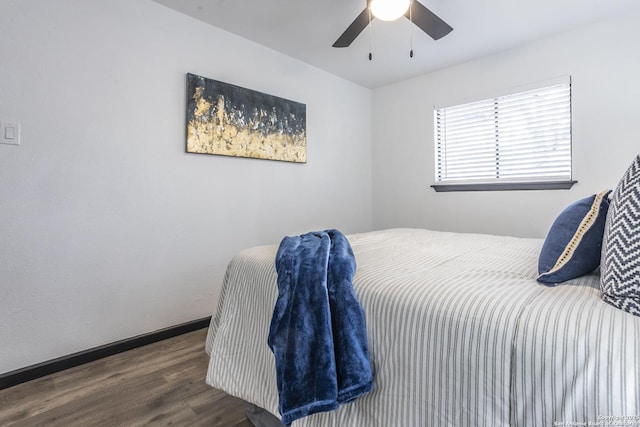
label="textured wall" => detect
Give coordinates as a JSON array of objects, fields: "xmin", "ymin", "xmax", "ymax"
[
  {"xmin": 0, "ymin": 0, "xmax": 372, "ymax": 374},
  {"xmin": 372, "ymin": 11, "xmax": 640, "ymax": 238}
]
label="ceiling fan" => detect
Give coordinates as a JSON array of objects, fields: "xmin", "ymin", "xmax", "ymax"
[{"xmin": 332, "ymin": 0, "xmax": 453, "ymax": 48}]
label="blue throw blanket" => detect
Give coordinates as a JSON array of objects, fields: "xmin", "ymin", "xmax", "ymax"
[{"xmin": 268, "ymin": 229, "xmax": 373, "ymax": 426}]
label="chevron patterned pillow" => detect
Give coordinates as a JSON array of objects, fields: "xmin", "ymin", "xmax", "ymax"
[{"xmin": 601, "ymin": 154, "xmax": 640, "ymax": 317}]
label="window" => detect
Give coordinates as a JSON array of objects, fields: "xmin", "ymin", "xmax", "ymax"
[{"xmin": 433, "ymin": 78, "xmax": 575, "ymax": 192}]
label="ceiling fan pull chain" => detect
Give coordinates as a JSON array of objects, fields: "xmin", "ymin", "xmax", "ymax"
[
  {"xmin": 368, "ymin": 8, "xmax": 373, "ymax": 61},
  {"xmin": 409, "ymin": 0, "xmax": 414, "ymax": 58}
]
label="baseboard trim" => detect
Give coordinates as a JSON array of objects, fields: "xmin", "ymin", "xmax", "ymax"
[{"xmin": 0, "ymin": 316, "xmax": 211, "ymax": 390}]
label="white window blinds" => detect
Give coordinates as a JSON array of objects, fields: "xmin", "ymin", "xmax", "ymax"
[{"xmin": 434, "ymin": 80, "xmax": 572, "ymax": 187}]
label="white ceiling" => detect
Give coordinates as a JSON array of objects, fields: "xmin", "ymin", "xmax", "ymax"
[{"xmin": 151, "ymin": 0, "xmax": 640, "ymax": 88}]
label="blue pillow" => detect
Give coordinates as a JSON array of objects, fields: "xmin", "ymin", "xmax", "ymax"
[
  {"xmin": 537, "ymin": 190, "xmax": 611, "ymax": 285},
  {"xmin": 601, "ymin": 154, "xmax": 640, "ymax": 316}
]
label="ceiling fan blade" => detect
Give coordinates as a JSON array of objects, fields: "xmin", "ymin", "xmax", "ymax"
[
  {"xmin": 408, "ymin": 1, "xmax": 453, "ymax": 40},
  {"xmin": 332, "ymin": 8, "xmax": 371, "ymax": 48}
]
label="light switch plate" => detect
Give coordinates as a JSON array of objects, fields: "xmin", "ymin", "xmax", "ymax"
[{"xmin": 0, "ymin": 121, "xmax": 21, "ymax": 145}]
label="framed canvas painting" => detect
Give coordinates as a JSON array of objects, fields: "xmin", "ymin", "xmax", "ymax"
[{"xmin": 186, "ymin": 73, "xmax": 306, "ymax": 163}]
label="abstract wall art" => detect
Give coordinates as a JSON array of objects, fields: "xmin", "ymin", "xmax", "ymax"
[{"xmin": 185, "ymin": 73, "xmax": 306, "ymax": 163}]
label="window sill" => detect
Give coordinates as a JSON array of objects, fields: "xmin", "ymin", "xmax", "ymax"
[{"xmin": 431, "ymin": 180, "xmax": 577, "ymax": 192}]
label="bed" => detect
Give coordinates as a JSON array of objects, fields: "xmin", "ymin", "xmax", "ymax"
[{"xmin": 205, "ymin": 228, "xmax": 640, "ymax": 427}]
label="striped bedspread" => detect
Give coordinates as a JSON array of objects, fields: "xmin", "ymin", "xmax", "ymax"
[{"xmin": 205, "ymin": 228, "xmax": 640, "ymax": 426}]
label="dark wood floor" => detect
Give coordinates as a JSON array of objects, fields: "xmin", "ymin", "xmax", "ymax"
[{"xmin": 0, "ymin": 328, "xmax": 254, "ymax": 426}]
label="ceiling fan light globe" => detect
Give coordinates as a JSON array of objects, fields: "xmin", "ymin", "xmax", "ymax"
[{"xmin": 370, "ymin": 0, "xmax": 411, "ymax": 21}]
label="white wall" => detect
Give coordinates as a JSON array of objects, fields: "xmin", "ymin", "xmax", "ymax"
[
  {"xmin": 372, "ymin": 11, "xmax": 640, "ymax": 238},
  {"xmin": 0, "ymin": 0, "xmax": 372, "ymax": 374}
]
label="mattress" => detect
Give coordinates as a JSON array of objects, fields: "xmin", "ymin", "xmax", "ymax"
[{"xmin": 205, "ymin": 228, "xmax": 640, "ymax": 426}]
